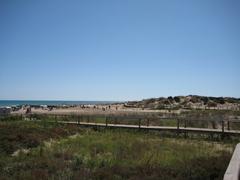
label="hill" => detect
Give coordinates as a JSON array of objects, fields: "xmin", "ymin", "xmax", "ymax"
[{"xmin": 126, "ymin": 95, "xmax": 240, "ymax": 111}]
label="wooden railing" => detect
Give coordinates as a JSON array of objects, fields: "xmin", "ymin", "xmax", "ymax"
[
  {"xmin": 26, "ymin": 114, "xmax": 240, "ymax": 136},
  {"xmin": 224, "ymin": 143, "xmax": 240, "ymax": 180}
]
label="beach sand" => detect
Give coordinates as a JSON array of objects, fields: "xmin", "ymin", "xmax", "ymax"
[{"xmin": 12, "ymin": 104, "xmax": 182, "ymax": 116}]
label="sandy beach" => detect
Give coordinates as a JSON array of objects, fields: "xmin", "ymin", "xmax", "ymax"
[{"xmin": 12, "ymin": 104, "xmax": 182, "ymax": 117}]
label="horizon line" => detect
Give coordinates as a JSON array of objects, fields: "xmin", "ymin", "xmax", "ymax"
[{"xmin": 0, "ymin": 94, "xmax": 240, "ymax": 102}]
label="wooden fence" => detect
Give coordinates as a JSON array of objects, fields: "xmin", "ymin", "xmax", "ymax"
[
  {"xmin": 224, "ymin": 143, "xmax": 240, "ymax": 180},
  {"xmin": 27, "ymin": 114, "xmax": 240, "ymax": 136}
]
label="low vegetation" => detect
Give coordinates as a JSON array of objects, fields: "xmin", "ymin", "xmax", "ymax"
[
  {"xmin": 0, "ymin": 115, "xmax": 238, "ymax": 179},
  {"xmin": 0, "ymin": 116, "xmax": 80, "ymax": 155},
  {"xmin": 127, "ymin": 95, "xmax": 240, "ymax": 111}
]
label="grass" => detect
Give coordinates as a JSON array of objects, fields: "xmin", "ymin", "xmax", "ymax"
[
  {"xmin": 0, "ymin": 115, "xmax": 239, "ymax": 179},
  {"xmin": 0, "ymin": 118, "xmax": 81, "ymax": 155}
]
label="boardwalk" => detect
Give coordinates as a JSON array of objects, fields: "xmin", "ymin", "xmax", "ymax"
[{"xmin": 59, "ymin": 121, "xmax": 240, "ymax": 135}]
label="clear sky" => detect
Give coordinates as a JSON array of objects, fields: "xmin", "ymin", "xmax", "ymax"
[{"xmin": 1, "ymin": 0, "xmax": 240, "ymax": 101}]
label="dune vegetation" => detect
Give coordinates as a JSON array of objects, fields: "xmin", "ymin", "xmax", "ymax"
[{"xmin": 0, "ymin": 115, "xmax": 238, "ymax": 180}]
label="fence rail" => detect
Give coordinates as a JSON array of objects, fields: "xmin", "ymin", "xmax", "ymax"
[
  {"xmin": 224, "ymin": 143, "xmax": 240, "ymax": 180},
  {"xmin": 26, "ymin": 114, "xmax": 240, "ymax": 136}
]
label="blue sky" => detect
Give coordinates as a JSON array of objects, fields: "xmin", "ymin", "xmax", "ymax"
[{"xmin": 1, "ymin": 0, "xmax": 240, "ymax": 101}]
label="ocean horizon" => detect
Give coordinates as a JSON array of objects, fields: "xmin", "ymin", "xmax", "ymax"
[{"xmin": 0, "ymin": 100, "xmax": 120, "ymax": 107}]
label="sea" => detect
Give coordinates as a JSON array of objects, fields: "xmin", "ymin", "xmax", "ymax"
[{"xmin": 0, "ymin": 100, "xmax": 119, "ymax": 107}]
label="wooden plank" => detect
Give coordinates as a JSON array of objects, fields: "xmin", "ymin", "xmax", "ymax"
[
  {"xmin": 224, "ymin": 143, "xmax": 240, "ymax": 180},
  {"xmin": 58, "ymin": 121, "xmax": 240, "ymax": 135}
]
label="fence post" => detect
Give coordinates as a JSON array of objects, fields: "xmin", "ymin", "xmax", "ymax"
[
  {"xmin": 222, "ymin": 121, "xmax": 225, "ymax": 133},
  {"xmin": 177, "ymin": 118, "xmax": 180, "ymax": 135},
  {"xmin": 222, "ymin": 120, "xmax": 225, "ymax": 139},
  {"xmin": 147, "ymin": 118, "xmax": 149, "ymax": 127},
  {"xmin": 227, "ymin": 120, "xmax": 230, "ymax": 131},
  {"xmin": 139, "ymin": 118, "xmax": 141, "ymax": 129},
  {"xmin": 184, "ymin": 119, "xmax": 187, "ymax": 138},
  {"xmin": 106, "ymin": 117, "xmax": 108, "ymax": 127}
]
